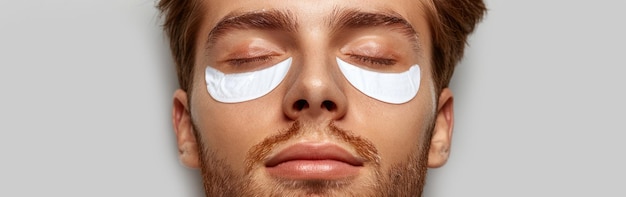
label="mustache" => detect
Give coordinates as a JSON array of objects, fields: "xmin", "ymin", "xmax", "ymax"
[{"xmin": 244, "ymin": 120, "xmax": 380, "ymax": 174}]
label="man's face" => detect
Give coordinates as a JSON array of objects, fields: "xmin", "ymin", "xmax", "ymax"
[{"xmin": 172, "ymin": 0, "xmax": 455, "ymax": 196}]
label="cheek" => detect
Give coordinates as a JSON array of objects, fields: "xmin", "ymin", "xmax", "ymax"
[
  {"xmin": 343, "ymin": 85, "xmax": 433, "ymax": 168},
  {"xmin": 374, "ymin": 105, "xmax": 429, "ymax": 166},
  {"xmin": 190, "ymin": 87, "xmax": 286, "ymax": 174}
]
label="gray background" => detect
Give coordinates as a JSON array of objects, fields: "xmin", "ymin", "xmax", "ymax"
[{"xmin": 1, "ymin": 0, "xmax": 624, "ymax": 196}]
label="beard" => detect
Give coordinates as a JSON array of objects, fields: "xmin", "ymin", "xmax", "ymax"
[{"xmin": 192, "ymin": 120, "xmax": 433, "ymax": 197}]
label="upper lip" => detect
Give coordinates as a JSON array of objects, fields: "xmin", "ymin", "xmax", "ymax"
[{"xmin": 264, "ymin": 143, "xmax": 365, "ymax": 167}]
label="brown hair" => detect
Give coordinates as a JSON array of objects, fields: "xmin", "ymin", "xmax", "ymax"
[
  {"xmin": 157, "ymin": 0, "xmax": 486, "ymax": 93},
  {"xmin": 424, "ymin": 0, "xmax": 486, "ymax": 91},
  {"xmin": 158, "ymin": 0, "xmax": 204, "ymax": 94}
]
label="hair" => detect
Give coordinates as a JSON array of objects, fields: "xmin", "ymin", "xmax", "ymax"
[
  {"xmin": 424, "ymin": 0, "xmax": 486, "ymax": 91},
  {"xmin": 157, "ymin": 0, "xmax": 486, "ymax": 93}
]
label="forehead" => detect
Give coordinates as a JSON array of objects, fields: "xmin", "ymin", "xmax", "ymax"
[
  {"xmin": 203, "ymin": 0, "xmax": 427, "ymax": 18},
  {"xmin": 198, "ymin": 0, "xmax": 432, "ymax": 42}
]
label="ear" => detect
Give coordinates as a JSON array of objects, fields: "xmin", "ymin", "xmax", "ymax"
[
  {"xmin": 172, "ymin": 89, "xmax": 200, "ymax": 169},
  {"xmin": 428, "ymin": 88, "xmax": 454, "ymax": 168}
]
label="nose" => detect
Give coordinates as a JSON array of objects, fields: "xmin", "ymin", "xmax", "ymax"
[{"xmin": 282, "ymin": 58, "xmax": 347, "ymax": 121}]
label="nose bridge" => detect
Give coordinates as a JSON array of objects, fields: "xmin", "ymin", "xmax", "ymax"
[
  {"xmin": 282, "ymin": 46, "xmax": 347, "ymax": 121},
  {"xmin": 300, "ymin": 50, "xmax": 336, "ymax": 92}
]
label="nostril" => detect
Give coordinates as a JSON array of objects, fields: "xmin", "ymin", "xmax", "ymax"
[
  {"xmin": 293, "ymin": 99, "xmax": 309, "ymax": 111},
  {"xmin": 322, "ymin": 100, "xmax": 336, "ymax": 111}
]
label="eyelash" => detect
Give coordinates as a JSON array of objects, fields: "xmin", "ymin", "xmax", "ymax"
[
  {"xmin": 349, "ymin": 55, "xmax": 397, "ymax": 66},
  {"xmin": 227, "ymin": 56, "xmax": 274, "ymax": 66},
  {"xmin": 227, "ymin": 55, "xmax": 395, "ymax": 67}
]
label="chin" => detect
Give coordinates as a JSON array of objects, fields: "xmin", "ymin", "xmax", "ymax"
[{"xmin": 244, "ymin": 165, "xmax": 383, "ymax": 196}]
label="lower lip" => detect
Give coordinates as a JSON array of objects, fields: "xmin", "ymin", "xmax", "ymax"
[{"xmin": 266, "ymin": 160, "xmax": 361, "ymax": 180}]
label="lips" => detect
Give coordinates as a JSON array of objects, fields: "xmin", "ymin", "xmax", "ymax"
[{"xmin": 264, "ymin": 143, "xmax": 365, "ymax": 180}]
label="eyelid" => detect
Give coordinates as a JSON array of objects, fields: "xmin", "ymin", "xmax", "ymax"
[
  {"xmin": 225, "ymin": 46, "xmax": 280, "ymax": 59},
  {"xmin": 221, "ymin": 45, "xmax": 283, "ymax": 68},
  {"xmin": 348, "ymin": 54, "xmax": 397, "ymax": 66},
  {"xmin": 340, "ymin": 37, "xmax": 397, "ymax": 57},
  {"xmin": 218, "ymin": 37, "xmax": 285, "ymax": 60},
  {"xmin": 226, "ymin": 55, "xmax": 276, "ymax": 66}
]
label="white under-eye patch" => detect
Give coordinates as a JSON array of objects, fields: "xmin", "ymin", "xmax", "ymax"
[
  {"xmin": 337, "ymin": 57, "xmax": 421, "ymax": 104},
  {"xmin": 205, "ymin": 57, "xmax": 292, "ymax": 103}
]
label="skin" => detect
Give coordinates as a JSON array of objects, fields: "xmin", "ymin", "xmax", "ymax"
[{"xmin": 172, "ymin": 0, "xmax": 455, "ymax": 195}]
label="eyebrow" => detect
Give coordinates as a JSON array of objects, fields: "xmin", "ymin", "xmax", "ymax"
[
  {"xmin": 205, "ymin": 8, "xmax": 421, "ymax": 52},
  {"xmin": 206, "ymin": 10, "xmax": 298, "ymax": 47},
  {"xmin": 327, "ymin": 8, "xmax": 421, "ymax": 52}
]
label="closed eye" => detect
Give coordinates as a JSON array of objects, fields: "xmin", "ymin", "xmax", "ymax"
[
  {"xmin": 227, "ymin": 56, "xmax": 275, "ymax": 67},
  {"xmin": 348, "ymin": 54, "xmax": 397, "ymax": 66}
]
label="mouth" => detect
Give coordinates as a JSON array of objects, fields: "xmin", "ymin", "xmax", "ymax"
[{"xmin": 264, "ymin": 143, "xmax": 365, "ymax": 180}]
